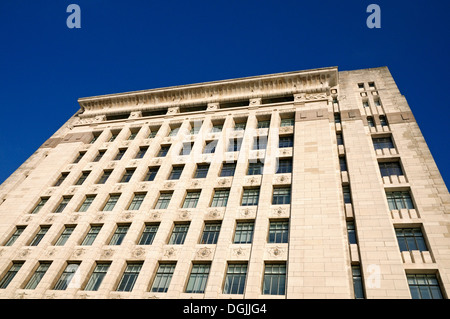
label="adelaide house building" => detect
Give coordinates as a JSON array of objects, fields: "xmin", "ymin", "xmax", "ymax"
[{"xmin": 0, "ymin": 66, "xmax": 448, "ymax": 299}]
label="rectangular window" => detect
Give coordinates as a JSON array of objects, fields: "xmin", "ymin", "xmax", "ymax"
[
  {"xmin": 340, "ymin": 157, "xmax": 348, "ymax": 171},
  {"xmin": 78, "ymin": 195, "xmax": 96, "ymax": 212},
  {"xmin": 379, "ymin": 115, "xmax": 388, "ymax": 127},
  {"xmin": 211, "ymin": 189, "xmax": 230, "ymax": 207},
  {"xmin": 352, "ymin": 265, "xmax": 365, "ymax": 299},
  {"xmin": 185, "ymin": 263, "xmax": 211, "ymax": 293},
  {"xmin": 116, "ymin": 263, "xmax": 143, "ymax": 292},
  {"xmin": 194, "ymin": 164, "xmax": 209, "ymax": 179},
  {"xmin": 53, "ymin": 263, "xmax": 79, "ymax": 290},
  {"xmin": 228, "ymin": 139, "xmax": 242, "ymax": 152},
  {"xmin": 29, "ymin": 226, "xmax": 50, "ymax": 246},
  {"xmin": 367, "ymin": 116, "xmax": 375, "ymax": 127},
  {"xmin": 151, "ymin": 263, "xmax": 176, "ymax": 293},
  {"xmin": 280, "ymin": 118, "xmax": 294, "ymax": 127},
  {"xmin": 180, "ymin": 143, "xmax": 194, "ymax": 156},
  {"xmin": 223, "ymin": 263, "xmax": 247, "ymax": 294},
  {"xmin": 257, "ymin": 120, "xmax": 270, "ymax": 129},
  {"xmin": 54, "ymin": 196, "xmax": 72, "ymax": 213},
  {"xmin": 253, "ymin": 136, "xmax": 267, "ymax": 150},
  {"xmin": 220, "ymin": 163, "xmax": 236, "ymax": 177},
  {"xmin": 247, "ymin": 161, "xmax": 263, "ymax": 175},
  {"xmin": 0, "ymin": 262, "xmax": 24, "ymax": 289},
  {"xmin": 24, "ymin": 262, "xmax": 51, "ymax": 290},
  {"xmin": 109, "ymin": 224, "xmax": 130, "ymax": 245},
  {"xmin": 168, "ymin": 166, "xmax": 184, "ymax": 180},
  {"xmin": 75, "ymin": 171, "xmax": 90, "ymax": 186},
  {"xmin": 114, "ymin": 149, "xmax": 127, "ymax": 161},
  {"xmin": 268, "ymin": 221, "xmax": 289, "ymax": 243},
  {"xmin": 148, "ymin": 130, "xmax": 157, "ymax": 139},
  {"xmin": 97, "ymin": 170, "xmax": 112, "ymax": 184},
  {"xmin": 84, "ymin": 263, "xmax": 110, "ymax": 291},
  {"xmin": 234, "ymin": 221, "xmax": 254, "ymax": 244},
  {"xmin": 103, "ymin": 194, "xmax": 120, "ymax": 211},
  {"xmin": 53, "ymin": 173, "xmax": 69, "ymax": 186},
  {"xmin": 190, "ymin": 124, "xmax": 201, "ymax": 135},
  {"xmin": 90, "ymin": 133, "xmax": 100, "ymax": 144},
  {"xmin": 347, "ymin": 221, "xmax": 357, "ymax": 244},
  {"xmin": 407, "ymin": 274, "xmax": 443, "ymax": 299},
  {"xmin": 395, "ymin": 228, "xmax": 428, "ymax": 252},
  {"xmin": 234, "ymin": 122, "xmax": 246, "ymax": 131},
  {"xmin": 211, "ymin": 124, "xmax": 223, "ymax": 133},
  {"xmin": 182, "ymin": 191, "xmax": 201, "ymax": 209},
  {"xmin": 241, "ymin": 188, "xmax": 260, "ymax": 206},
  {"xmin": 203, "ymin": 140, "xmax": 218, "ymax": 154},
  {"xmin": 200, "ymin": 222, "xmax": 221, "ymax": 244},
  {"xmin": 272, "ymin": 187, "xmax": 291, "ymax": 205},
  {"xmin": 276, "ymin": 158, "xmax": 292, "ymax": 174},
  {"xmin": 372, "ymin": 136, "xmax": 394, "ymax": 150},
  {"xmin": 73, "ymin": 152, "xmax": 86, "ymax": 164},
  {"xmin": 128, "ymin": 193, "xmax": 146, "ymax": 210},
  {"xmin": 155, "ymin": 192, "xmax": 173, "ymax": 209},
  {"xmin": 168, "ymin": 126, "xmax": 180, "ymax": 137},
  {"xmin": 135, "ymin": 146, "xmax": 148, "ymax": 159},
  {"xmin": 128, "ymin": 130, "xmax": 139, "ymax": 140},
  {"xmin": 334, "ymin": 113, "xmax": 341, "ymax": 123},
  {"xmin": 4, "ymin": 226, "xmax": 26, "ymax": 246},
  {"xmin": 379, "ymin": 161, "xmax": 403, "ymax": 177},
  {"xmin": 120, "ymin": 168, "xmax": 135, "ymax": 183},
  {"xmin": 336, "ymin": 133, "xmax": 344, "ymax": 146},
  {"xmin": 31, "ymin": 197, "xmax": 49, "ymax": 214},
  {"xmin": 93, "ymin": 150, "xmax": 105, "ymax": 162},
  {"xmin": 263, "ymin": 264, "xmax": 286, "ymax": 295},
  {"xmin": 138, "ymin": 224, "xmax": 159, "ymax": 245},
  {"xmin": 168, "ymin": 224, "xmax": 190, "ymax": 245},
  {"xmin": 278, "ymin": 136, "xmax": 293, "ymax": 148},
  {"xmin": 386, "ymin": 191, "xmax": 414, "ymax": 210},
  {"xmin": 157, "ymin": 145, "xmax": 170, "ymax": 157},
  {"xmin": 363, "ymin": 100, "xmax": 369, "ymax": 108},
  {"xmin": 55, "ymin": 226, "xmax": 75, "ymax": 246},
  {"xmin": 109, "ymin": 131, "xmax": 120, "ymax": 142},
  {"xmin": 81, "ymin": 225, "xmax": 102, "ymax": 246},
  {"xmin": 144, "ymin": 167, "xmax": 159, "ymax": 182}
]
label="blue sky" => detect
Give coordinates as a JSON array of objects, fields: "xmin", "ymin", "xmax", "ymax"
[{"xmin": 0, "ymin": 0, "xmax": 449, "ymax": 188}]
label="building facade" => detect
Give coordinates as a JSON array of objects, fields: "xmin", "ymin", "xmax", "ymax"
[{"xmin": 0, "ymin": 66, "xmax": 448, "ymax": 299}]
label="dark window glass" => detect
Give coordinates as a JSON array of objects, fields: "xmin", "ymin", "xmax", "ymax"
[{"xmin": 395, "ymin": 228, "xmax": 428, "ymax": 252}]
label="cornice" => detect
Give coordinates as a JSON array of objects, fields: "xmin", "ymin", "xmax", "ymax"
[{"xmin": 77, "ymin": 67, "xmax": 338, "ymax": 115}]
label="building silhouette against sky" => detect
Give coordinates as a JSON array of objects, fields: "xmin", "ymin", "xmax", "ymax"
[{"xmin": 0, "ymin": 66, "xmax": 448, "ymax": 299}]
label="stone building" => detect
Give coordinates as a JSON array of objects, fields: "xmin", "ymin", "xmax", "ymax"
[{"xmin": 0, "ymin": 66, "xmax": 448, "ymax": 299}]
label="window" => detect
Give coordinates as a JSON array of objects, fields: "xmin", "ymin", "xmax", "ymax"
[
  {"xmin": 372, "ymin": 136, "xmax": 394, "ymax": 150},
  {"xmin": 120, "ymin": 168, "xmax": 135, "ymax": 183},
  {"xmin": 241, "ymin": 188, "xmax": 259, "ymax": 206},
  {"xmin": 203, "ymin": 140, "xmax": 217, "ymax": 154},
  {"xmin": 247, "ymin": 161, "xmax": 263, "ymax": 175},
  {"xmin": 386, "ymin": 191, "xmax": 414, "ymax": 210},
  {"xmin": 90, "ymin": 133, "xmax": 101, "ymax": 144},
  {"xmin": 168, "ymin": 166, "xmax": 184, "ymax": 180},
  {"xmin": 358, "ymin": 83, "xmax": 364, "ymax": 89},
  {"xmin": 93, "ymin": 150, "xmax": 105, "ymax": 162},
  {"xmin": 128, "ymin": 193, "xmax": 146, "ymax": 210},
  {"xmin": 276, "ymin": 158, "xmax": 292, "ymax": 174},
  {"xmin": 234, "ymin": 221, "xmax": 254, "ymax": 244},
  {"xmin": 151, "ymin": 263, "xmax": 176, "ymax": 293},
  {"xmin": 368, "ymin": 82, "xmax": 376, "ymax": 88},
  {"xmin": 114, "ymin": 149, "xmax": 127, "ymax": 160},
  {"xmin": 138, "ymin": 224, "xmax": 159, "ymax": 245},
  {"xmin": 278, "ymin": 136, "xmax": 293, "ymax": 148},
  {"xmin": 343, "ymin": 186, "xmax": 352, "ymax": 204},
  {"xmin": 4, "ymin": 226, "xmax": 26, "ymax": 246},
  {"xmin": 194, "ymin": 164, "xmax": 209, "ymax": 179},
  {"xmin": 116, "ymin": 263, "xmax": 143, "ymax": 292},
  {"xmin": 155, "ymin": 192, "xmax": 173, "ymax": 209},
  {"xmin": 109, "ymin": 224, "xmax": 130, "ymax": 245},
  {"xmin": 84, "ymin": 263, "xmax": 110, "ymax": 291},
  {"xmin": 97, "ymin": 170, "xmax": 112, "ymax": 184},
  {"xmin": 374, "ymin": 98, "xmax": 381, "ymax": 106},
  {"xmin": 81, "ymin": 225, "xmax": 102, "ymax": 246},
  {"xmin": 228, "ymin": 139, "xmax": 242, "ymax": 152},
  {"xmin": 128, "ymin": 130, "xmax": 139, "ymax": 140},
  {"xmin": 168, "ymin": 224, "xmax": 190, "ymax": 245},
  {"xmin": 211, "ymin": 189, "xmax": 229, "ymax": 207},
  {"xmin": 272, "ymin": 187, "xmax": 291, "ymax": 205},
  {"xmin": 234, "ymin": 122, "xmax": 246, "ymax": 131},
  {"xmin": 0, "ymin": 262, "xmax": 24, "ymax": 289},
  {"xmin": 253, "ymin": 136, "xmax": 267, "ymax": 150},
  {"xmin": 55, "ymin": 226, "xmax": 75, "ymax": 246},
  {"xmin": 379, "ymin": 161, "xmax": 403, "ymax": 177},
  {"xmin": 75, "ymin": 171, "xmax": 90, "ymax": 186},
  {"xmin": 73, "ymin": 152, "xmax": 85, "ymax": 164},
  {"xmin": 352, "ymin": 265, "xmax": 365, "ymax": 299},
  {"xmin": 334, "ymin": 113, "xmax": 341, "ymax": 123},
  {"xmin": 395, "ymin": 228, "xmax": 428, "ymax": 252},
  {"xmin": 379, "ymin": 115, "xmax": 388, "ymax": 127},
  {"xmin": 53, "ymin": 263, "xmax": 79, "ymax": 290},
  {"xmin": 168, "ymin": 126, "xmax": 180, "ymax": 137},
  {"xmin": 103, "ymin": 194, "xmax": 120, "ymax": 211},
  {"xmin": 144, "ymin": 167, "xmax": 159, "ymax": 181},
  {"xmin": 336, "ymin": 133, "xmax": 344, "ymax": 146},
  {"xmin": 220, "ymin": 163, "xmax": 236, "ymax": 177},
  {"xmin": 182, "ymin": 191, "xmax": 201, "ymax": 209},
  {"xmin": 30, "ymin": 197, "xmax": 49, "ymax": 214},
  {"xmin": 257, "ymin": 120, "xmax": 270, "ymax": 129},
  {"xmin": 180, "ymin": 143, "xmax": 194, "ymax": 156},
  {"xmin": 340, "ymin": 157, "xmax": 348, "ymax": 171},
  {"xmin": 109, "ymin": 131, "xmax": 120, "ymax": 142},
  {"xmin": 268, "ymin": 221, "xmax": 289, "ymax": 243},
  {"xmin": 24, "ymin": 262, "xmax": 51, "ymax": 290},
  {"xmin": 263, "ymin": 264, "xmax": 286, "ymax": 295},
  {"xmin": 280, "ymin": 118, "xmax": 294, "ymax": 127},
  {"xmin": 200, "ymin": 222, "xmax": 221, "ymax": 244},
  {"xmin": 211, "ymin": 124, "xmax": 223, "ymax": 133},
  {"xmin": 148, "ymin": 127, "xmax": 160, "ymax": 138},
  {"xmin": 185, "ymin": 263, "xmax": 210, "ymax": 293},
  {"xmin": 53, "ymin": 173, "xmax": 69, "ymax": 186},
  {"xmin": 157, "ymin": 145, "xmax": 170, "ymax": 157},
  {"xmin": 363, "ymin": 100, "xmax": 369, "ymax": 108},
  {"xmin": 78, "ymin": 195, "xmax": 96, "ymax": 212},
  {"xmin": 190, "ymin": 123, "xmax": 202, "ymax": 135},
  {"xmin": 135, "ymin": 146, "xmax": 148, "ymax": 159},
  {"xmin": 347, "ymin": 221, "xmax": 357, "ymax": 244},
  {"xmin": 29, "ymin": 226, "xmax": 49, "ymax": 246},
  {"xmin": 407, "ymin": 274, "xmax": 443, "ymax": 299},
  {"xmin": 223, "ymin": 263, "xmax": 247, "ymax": 294},
  {"xmin": 54, "ymin": 196, "xmax": 72, "ymax": 213},
  {"xmin": 367, "ymin": 116, "xmax": 375, "ymax": 127}
]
